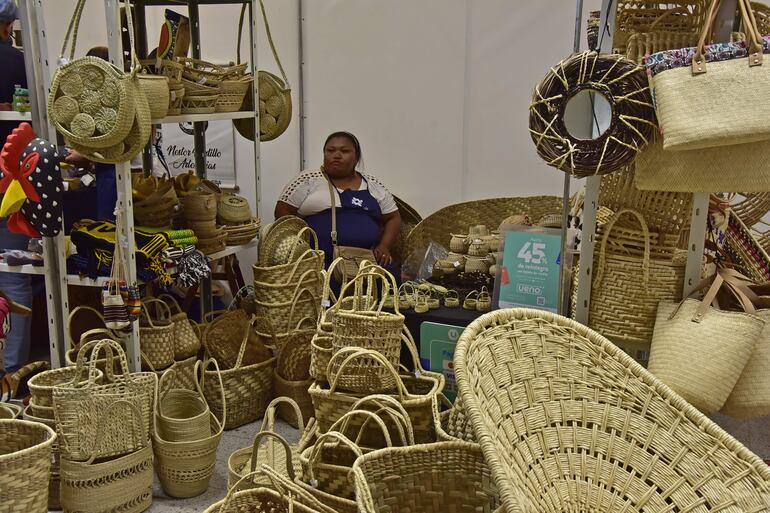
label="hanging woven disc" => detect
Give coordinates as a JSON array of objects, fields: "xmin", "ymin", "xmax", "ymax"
[{"xmin": 529, "ymin": 51, "xmax": 656, "ymax": 178}]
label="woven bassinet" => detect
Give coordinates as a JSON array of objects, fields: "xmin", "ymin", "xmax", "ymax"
[
  {"xmin": 404, "ymin": 196, "xmax": 562, "ymax": 258},
  {"xmin": 453, "ymin": 308, "xmax": 770, "ymax": 513}
]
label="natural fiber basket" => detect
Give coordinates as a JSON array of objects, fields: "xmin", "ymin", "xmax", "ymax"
[
  {"xmin": 158, "ymin": 293, "xmax": 201, "ymax": 360},
  {"xmin": 252, "ymin": 248, "xmax": 324, "ymax": 285},
  {"xmin": 299, "ymin": 431, "xmax": 362, "ymax": 501},
  {"xmin": 22, "ymin": 405, "xmax": 61, "ymax": 510},
  {"xmin": 139, "ymin": 300, "xmax": 175, "ymax": 371},
  {"xmin": 0, "ymin": 419, "xmax": 56, "ymax": 512},
  {"xmin": 575, "ymin": 208, "xmax": 686, "ymax": 365},
  {"xmin": 310, "ymin": 333, "xmax": 333, "ymax": 384},
  {"xmin": 202, "ymin": 309, "xmax": 272, "ymax": 370},
  {"xmin": 253, "ymin": 285, "xmax": 322, "ymax": 349},
  {"xmin": 626, "ymin": 30, "xmax": 700, "ymax": 63},
  {"xmin": 227, "ymin": 397, "xmax": 315, "ymax": 489},
  {"xmin": 258, "ymin": 216, "xmax": 310, "ymax": 266},
  {"xmin": 274, "ymin": 371, "xmax": 313, "ymax": 429},
  {"xmin": 180, "ymin": 58, "xmax": 246, "ymax": 84},
  {"xmin": 28, "ymin": 365, "xmax": 103, "ymax": 407},
  {"xmin": 453, "ymin": 308, "xmax": 770, "ymax": 513},
  {"xmin": 352, "ymin": 441, "xmax": 499, "ymax": 513},
  {"xmin": 182, "ymin": 91, "xmax": 219, "ymax": 114},
  {"xmin": 156, "ymin": 362, "xmax": 211, "ymax": 442},
  {"xmin": 67, "ymin": 305, "xmax": 110, "ymax": 349},
  {"xmin": 224, "ymin": 218, "xmax": 260, "ymax": 246},
  {"xmin": 197, "ymin": 231, "xmax": 227, "ymax": 255},
  {"xmin": 201, "ymin": 322, "xmax": 276, "ymax": 430},
  {"xmin": 0, "ymin": 403, "xmax": 21, "ymax": 419},
  {"xmin": 59, "ymin": 400, "xmax": 153, "ymax": 513},
  {"xmin": 53, "ymin": 339, "xmax": 157, "ymax": 462},
  {"xmin": 613, "ymin": 0, "xmax": 708, "ymax": 53},
  {"xmin": 276, "ymin": 317, "xmax": 315, "ymax": 381},
  {"xmin": 138, "ymin": 73, "xmax": 169, "ymax": 120},
  {"xmin": 218, "ymin": 194, "xmax": 253, "ymax": 224},
  {"xmin": 153, "ymin": 360, "xmax": 225, "ymax": 499},
  {"xmin": 217, "ymin": 76, "xmax": 252, "ymax": 113}
]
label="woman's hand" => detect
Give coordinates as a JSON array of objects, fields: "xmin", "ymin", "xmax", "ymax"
[
  {"xmin": 373, "ymin": 244, "xmax": 393, "ymax": 266},
  {"xmin": 64, "ymin": 150, "xmax": 92, "ymax": 168}
]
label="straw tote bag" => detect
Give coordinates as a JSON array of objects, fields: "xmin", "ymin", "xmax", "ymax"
[
  {"xmin": 647, "ymin": 0, "xmax": 770, "ymax": 151},
  {"xmin": 648, "ymin": 269, "xmax": 764, "ymax": 413}
]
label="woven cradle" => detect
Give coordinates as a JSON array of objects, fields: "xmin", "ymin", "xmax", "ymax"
[
  {"xmin": 453, "ymin": 308, "xmax": 770, "ymax": 513},
  {"xmin": 0, "ymin": 419, "xmax": 56, "ymax": 513},
  {"xmin": 405, "ymin": 196, "xmax": 562, "ymax": 258},
  {"xmin": 59, "ymin": 400, "xmax": 153, "ymax": 513},
  {"xmin": 352, "ymin": 441, "xmax": 500, "ymax": 513}
]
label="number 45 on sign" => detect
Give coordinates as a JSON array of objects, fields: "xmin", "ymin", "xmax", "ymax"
[{"xmin": 517, "ymin": 241, "xmax": 547, "ymax": 265}]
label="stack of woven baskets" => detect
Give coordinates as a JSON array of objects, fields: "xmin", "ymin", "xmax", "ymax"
[
  {"xmin": 438, "ymin": 224, "xmax": 502, "ymax": 277},
  {"xmin": 251, "ymin": 216, "xmax": 324, "ymax": 425},
  {"xmin": 132, "ymin": 174, "xmax": 179, "ymax": 228},
  {"xmin": 178, "ymin": 180, "xmax": 226, "ymax": 255},
  {"xmin": 157, "ymin": 58, "xmax": 252, "ymax": 115},
  {"xmin": 218, "ymin": 193, "xmax": 260, "ymax": 246}
]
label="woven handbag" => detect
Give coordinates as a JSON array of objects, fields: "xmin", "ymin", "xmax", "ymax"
[
  {"xmin": 228, "ymin": 397, "xmax": 315, "ymax": 489},
  {"xmin": 253, "ymin": 248, "xmax": 324, "ymax": 285},
  {"xmin": 159, "ymin": 293, "xmax": 201, "ymax": 359},
  {"xmin": 298, "ymin": 431, "xmax": 362, "ymax": 501},
  {"xmin": 202, "ymin": 318, "xmax": 276, "ymax": 429},
  {"xmin": 60, "ymin": 400, "xmax": 153, "ymax": 513},
  {"xmin": 139, "ymin": 300, "xmax": 175, "ymax": 371},
  {"xmin": 0, "ymin": 420, "xmax": 56, "ymax": 513},
  {"xmin": 648, "ymin": 0, "xmax": 770, "ymax": 151},
  {"xmin": 53, "ymin": 339, "xmax": 157, "ymax": 462},
  {"xmin": 49, "ymin": 0, "xmax": 136, "ymax": 149},
  {"xmin": 649, "ymin": 269, "xmax": 764, "ymax": 413},
  {"xmin": 156, "ymin": 361, "xmax": 211, "ymax": 442},
  {"xmin": 153, "ymin": 359, "xmax": 225, "ymax": 499},
  {"xmin": 28, "ymin": 365, "xmax": 103, "ymax": 408},
  {"xmin": 454, "ymin": 308, "xmax": 770, "ymax": 513},
  {"xmin": 352, "ymin": 442, "xmax": 499, "ymax": 513},
  {"xmin": 578, "ymin": 208, "xmax": 686, "ymax": 365},
  {"xmin": 202, "ymin": 309, "xmax": 273, "ymax": 369}
]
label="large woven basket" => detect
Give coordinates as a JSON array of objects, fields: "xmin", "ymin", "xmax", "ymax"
[
  {"xmin": 352, "ymin": 441, "xmax": 499, "ymax": 513},
  {"xmin": 28, "ymin": 365, "xmax": 103, "ymax": 407},
  {"xmin": 453, "ymin": 308, "xmax": 770, "ymax": 513},
  {"xmin": 22, "ymin": 405, "xmax": 61, "ymax": 510},
  {"xmin": 0, "ymin": 419, "xmax": 56, "ymax": 512},
  {"xmin": 574, "ymin": 208, "xmax": 686, "ymax": 365},
  {"xmin": 59, "ymin": 400, "xmax": 153, "ymax": 513},
  {"xmin": 405, "ymin": 196, "xmax": 562, "ymax": 259},
  {"xmin": 201, "ymin": 322, "xmax": 276, "ymax": 430}
]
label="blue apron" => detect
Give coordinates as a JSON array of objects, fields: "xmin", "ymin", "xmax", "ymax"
[{"xmin": 304, "ymin": 176, "xmax": 383, "ymax": 268}]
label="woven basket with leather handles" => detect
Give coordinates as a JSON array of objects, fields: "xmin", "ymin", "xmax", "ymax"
[{"xmin": 234, "ymin": 0, "xmax": 291, "ymax": 141}]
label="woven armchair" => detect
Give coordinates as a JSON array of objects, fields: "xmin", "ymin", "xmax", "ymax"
[{"xmin": 455, "ymin": 308, "xmax": 770, "ymax": 513}]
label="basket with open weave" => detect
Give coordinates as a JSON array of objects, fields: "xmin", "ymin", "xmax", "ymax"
[
  {"xmin": 454, "ymin": 308, "xmax": 770, "ymax": 513},
  {"xmin": 613, "ymin": 0, "xmax": 708, "ymax": 53}
]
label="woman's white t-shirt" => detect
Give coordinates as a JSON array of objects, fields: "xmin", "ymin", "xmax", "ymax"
[{"xmin": 279, "ymin": 169, "xmax": 398, "ymax": 217}]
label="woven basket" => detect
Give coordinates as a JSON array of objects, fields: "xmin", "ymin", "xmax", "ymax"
[
  {"xmin": 575, "ymin": 208, "xmax": 686, "ymax": 365},
  {"xmin": 153, "ymin": 360, "xmax": 225, "ymax": 499},
  {"xmin": 254, "ymin": 284, "xmax": 322, "ymax": 349},
  {"xmin": 138, "ymin": 73, "xmax": 169, "ymax": 120},
  {"xmin": 218, "ymin": 194, "xmax": 252, "ymax": 224},
  {"xmin": 216, "ymin": 76, "xmax": 252, "ymax": 113},
  {"xmin": 197, "ymin": 231, "xmax": 227, "ymax": 255},
  {"xmin": 274, "ymin": 371, "xmax": 313, "ymax": 429},
  {"xmin": 258, "ymin": 217, "xmax": 310, "ymax": 266},
  {"xmin": 180, "ymin": 58, "xmax": 246, "ymax": 83},
  {"xmin": 721, "ymin": 307, "xmax": 770, "ymax": 418},
  {"xmin": 352, "ymin": 441, "xmax": 499, "ymax": 513},
  {"xmin": 0, "ymin": 403, "xmax": 21, "ymax": 419},
  {"xmin": 182, "ymin": 92, "xmax": 219, "ymax": 114},
  {"xmin": 53, "ymin": 339, "xmax": 157, "ymax": 462},
  {"xmin": 157, "ymin": 362, "xmax": 211, "ymax": 442},
  {"xmin": 227, "ymin": 397, "xmax": 314, "ymax": 490},
  {"xmin": 22, "ymin": 405, "xmax": 61, "ymax": 510},
  {"xmin": 309, "ymin": 333, "xmax": 333, "ymax": 383},
  {"xmin": 613, "ymin": 0, "xmax": 708, "ymax": 53},
  {"xmin": 224, "ymin": 217, "xmax": 260, "ymax": 245},
  {"xmin": 454, "ymin": 308, "xmax": 770, "ymax": 513},
  {"xmin": 28, "ymin": 365, "xmax": 103, "ymax": 408},
  {"xmin": 158, "ymin": 293, "xmax": 201, "ymax": 359},
  {"xmin": 59, "ymin": 400, "xmax": 153, "ymax": 513},
  {"xmin": 0, "ymin": 419, "xmax": 56, "ymax": 513},
  {"xmin": 625, "ymin": 31, "xmax": 700, "ymax": 63},
  {"xmin": 67, "ymin": 305, "xmax": 110, "ymax": 349},
  {"xmin": 29, "ymin": 399, "xmax": 55, "ymax": 420},
  {"xmin": 299, "ymin": 431, "xmax": 362, "ymax": 501},
  {"xmin": 201, "ymin": 323, "xmax": 276, "ymax": 430},
  {"xmin": 202, "ymin": 309, "xmax": 273, "ymax": 370},
  {"xmin": 254, "ymin": 267, "xmax": 323, "ymax": 306},
  {"xmin": 406, "ymin": 196, "xmax": 562, "ymax": 258},
  {"xmin": 139, "ymin": 301, "xmax": 175, "ymax": 371},
  {"xmin": 252, "ymin": 249, "xmax": 324, "ymax": 285},
  {"xmin": 181, "ymin": 190, "xmax": 218, "ymax": 222},
  {"xmin": 276, "ymin": 317, "xmax": 315, "ymax": 381}
]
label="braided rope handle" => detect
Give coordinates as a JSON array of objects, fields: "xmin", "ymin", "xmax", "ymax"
[{"xmin": 237, "ymin": 0, "xmax": 290, "ymax": 87}]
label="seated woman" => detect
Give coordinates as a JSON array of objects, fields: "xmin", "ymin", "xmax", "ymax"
[{"xmin": 274, "ymin": 131, "xmax": 401, "ymax": 275}]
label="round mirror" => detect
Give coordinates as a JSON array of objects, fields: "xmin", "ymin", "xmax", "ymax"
[{"xmin": 563, "ymin": 89, "xmax": 612, "ymax": 140}]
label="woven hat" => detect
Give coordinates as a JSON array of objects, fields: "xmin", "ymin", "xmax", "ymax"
[{"xmin": 258, "ymin": 215, "xmax": 308, "ymax": 266}]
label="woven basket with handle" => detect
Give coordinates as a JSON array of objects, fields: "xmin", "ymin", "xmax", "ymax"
[
  {"xmin": 139, "ymin": 299, "xmax": 175, "ymax": 371},
  {"xmin": 453, "ymin": 308, "xmax": 770, "ymax": 513},
  {"xmin": 22, "ymin": 405, "xmax": 61, "ymax": 510},
  {"xmin": 156, "ymin": 361, "xmax": 211, "ymax": 442},
  {"xmin": 159, "ymin": 293, "xmax": 201, "ymax": 359}
]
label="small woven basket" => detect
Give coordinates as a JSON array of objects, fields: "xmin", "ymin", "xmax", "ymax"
[
  {"xmin": 138, "ymin": 73, "xmax": 170, "ymax": 119},
  {"xmin": 216, "ymin": 76, "xmax": 252, "ymax": 113},
  {"xmin": 218, "ymin": 194, "xmax": 253, "ymax": 224},
  {"xmin": 182, "ymin": 91, "xmax": 219, "ymax": 114},
  {"xmin": 181, "ymin": 189, "xmax": 218, "ymax": 221},
  {"xmin": 0, "ymin": 419, "xmax": 56, "ymax": 512},
  {"xmin": 139, "ymin": 300, "xmax": 175, "ymax": 371},
  {"xmin": 309, "ymin": 333, "xmax": 333, "ymax": 384}
]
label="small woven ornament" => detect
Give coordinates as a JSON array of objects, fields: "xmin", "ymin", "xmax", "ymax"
[
  {"xmin": 81, "ymin": 65, "xmax": 105, "ymax": 90},
  {"xmin": 79, "ymin": 90, "xmax": 102, "ymax": 115},
  {"xmin": 94, "ymin": 107, "xmax": 118, "ymax": 134},
  {"xmin": 52, "ymin": 96, "xmax": 79, "ymax": 125},
  {"xmin": 100, "ymin": 80, "xmax": 120, "ymax": 107},
  {"xmin": 70, "ymin": 113, "xmax": 95, "ymax": 137},
  {"xmin": 529, "ymin": 51, "xmax": 656, "ymax": 177},
  {"xmin": 60, "ymin": 71, "xmax": 84, "ymax": 97}
]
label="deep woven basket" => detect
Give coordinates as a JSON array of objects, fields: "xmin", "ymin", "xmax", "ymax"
[
  {"xmin": 139, "ymin": 301, "xmax": 175, "ymax": 371},
  {"xmin": 0, "ymin": 419, "xmax": 56, "ymax": 512},
  {"xmin": 28, "ymin": 365, "xmax": 103, "ymax": 407},
  {"xmin": 274, "ymin": 371, "xmax": 313, "ymax": 429},
  {"xmin": 138, "ymin": 73, "xmax": 170, "ymax": 120},
  {"xmin": 453, "ymin": 308, "xmax": 770, "ymax": 513},
  {"xmin": 22, "ymin": 405, "xmax": 61, "ymax": 510}
]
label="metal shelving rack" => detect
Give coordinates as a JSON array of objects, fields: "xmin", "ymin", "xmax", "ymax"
[
  {"xmin": 22, "ymin": 0, "xmax": 262, "ymax": 370},
  {"xmin": 0, "ymin": 0, "xmax": 67, "ymax": 368},
  {"xmin": 570, "ymin": 0, "xmax": 736, "ymax": 325}
]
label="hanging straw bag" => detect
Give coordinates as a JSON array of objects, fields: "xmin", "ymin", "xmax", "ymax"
[
  {"xmin": 159, "ymin": 293, "xmax": 201, "ymax": 359},
  {"xmin": 202, "ymin": 318, "xmax": 276, "ymax": 429},
  {"xmin": 139, "ymin": 300, "xmax": 175, "ymax": 371},
  {"xmin": 102, "ymin": 212, "xmax": 131, "ymax": 330},
  {"xmin": 648, "ymin": 269, "xmax": 764, "ymax": 413},
  {"xmin": 234, "ymin": 0, "xmax": 292, "ymax": 142},
  {"xmin": 352, "ymin": 441, "xmax": 499, "ymax": 513},
  {"xmin": 60, "ymin": 400, "xmax": 154, "ymax": 513},
  {"xmin": 579, "ymin": 208, "xmax": 686, "ymax": 365},
  {"xmin": 156, "ymin": 361, "xmax": 211, "ymax": 442},
  {"xmin": 0, "ymin": 419, "xmax": 57, "ymax": 513},
  {"xmin": 53, "ymin": 339, "xmax": 157, "ymax": 461},
  {"xmin": 153, "ymin": 359, "xmax": 226, "ymax": 498},
  {"xmin": 49, "ymin": 0, "xmax": 136, "ymax": 149},
  {"xmin": 228, "ymin": 397, "xmax": 314, "ymax": 489},
  {"xmin": 648, "ymin": 0, "xmax": 770, "ymax": 151}
]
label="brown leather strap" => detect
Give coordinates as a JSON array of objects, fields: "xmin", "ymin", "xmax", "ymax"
[
  {"xmin": 323, "ymin": 169, "xmax": 338, "ymax": 246},
  {"xmin": 694, "ymin": 0, "xmax": 763, "ymax": 73}
]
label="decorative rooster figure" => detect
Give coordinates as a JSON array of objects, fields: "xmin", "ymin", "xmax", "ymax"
[{"xmin": 0, "ymin": 123, "xmax": 63, "ymax": 237}]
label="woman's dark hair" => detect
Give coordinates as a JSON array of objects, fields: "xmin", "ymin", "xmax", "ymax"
[
  {"xmin": 86, "ymin": 46, "xmax": 110, "ymax": 61},
  {"xmin": 324, "ymin": 131, "xmax": 363, "ymax": 169}
]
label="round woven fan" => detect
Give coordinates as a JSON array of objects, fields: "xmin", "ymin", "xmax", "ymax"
[{"xmin": 529, "ymin": 51, "xmax": 656, "ymax": 178}]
